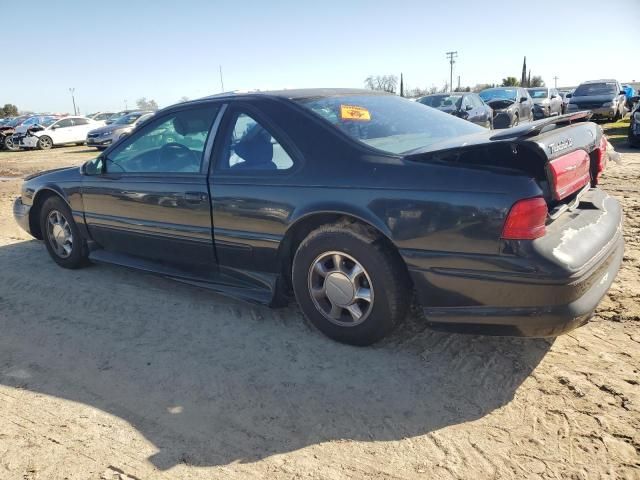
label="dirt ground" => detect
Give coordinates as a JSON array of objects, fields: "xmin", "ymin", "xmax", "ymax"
[{"xmin": 0, "ymin": 140, "xmax": 638, "ymax": 480}]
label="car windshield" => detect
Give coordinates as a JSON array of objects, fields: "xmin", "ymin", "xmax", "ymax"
[
  {"xmin": 114, "ymin": 113, "xmax": 144, "ymax": 125},
  {"xmin": 573, "ymin": 82, "xmax": 617, "ymax": 97},
  {"xmin": 296, "ymin": 94, "xmax": 483, "ymax": 154},
  {"xmin": 479, "ymin": 88, "xmax": 518, "ymax": 102},
  {"xmin": 418, "ymin": 95, "xmax": 462, "ymax": 109},
  {"xmin": 528, "ymin": 89, "xmax": 548, "ymax": 99}
]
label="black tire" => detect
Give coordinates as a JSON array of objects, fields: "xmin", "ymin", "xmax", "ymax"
[
  {"xmin": 292, "ymin": 222, "xmax": 410, "ymax": 346},
  {"xmin": 36, "ymin": 135, "xmax": 53, "ymax": 150},
  {"xmin": 4, "ymin": 135, "xmax": 19, "ymax": 151},
  {"xmin": 39, "ymin": 196, "xmax": 88, "ymax": 269}
]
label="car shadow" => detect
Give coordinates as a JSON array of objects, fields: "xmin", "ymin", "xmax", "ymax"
[
  {"xmin": 0, "ymin": 240, "xmax": 552, "ymax": 469},
  {"xmin": 64, "ymin": 148, "xmax": 99, "ymax": 154}
]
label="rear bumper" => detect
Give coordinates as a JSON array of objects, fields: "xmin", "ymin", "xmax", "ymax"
[
  {"xmin": 404, "ymin": 189, "xmax": 624, "ymax": 337},
  {"xmin": 13, "ymin": 197, "xmax": 32, "ymax": 235}
]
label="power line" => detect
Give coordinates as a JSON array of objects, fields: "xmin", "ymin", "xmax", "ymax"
[{"xmin": 446, "ymin": 51, "xmax": 458, "ymax": 93}]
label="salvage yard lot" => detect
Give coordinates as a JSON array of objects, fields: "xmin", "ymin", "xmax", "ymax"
[{"xmin": 0, "ymin": 135, "xmax": 638, "ymax": 479}]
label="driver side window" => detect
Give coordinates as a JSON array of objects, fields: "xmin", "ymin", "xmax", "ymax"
[{"xmin": 105, "ymin": 105, "xmax": 219, "ymax": 174}]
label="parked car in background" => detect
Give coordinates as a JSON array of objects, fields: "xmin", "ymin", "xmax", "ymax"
[
  {"xmin": 105, "ymin": 110, "xmax": 138, "ymax": 125},
  {"xmin": 12, "ymin": 116, "xmax": 98, "ymax": 150},
  {"xmin": 528, "ymin": 87, "xmax": 563, "ymax": 119},
  {"xmin": 88, "ymin": 112, "xmax": 116, "ymax": 124},
  {"xmin": 13, "ymin": 89, "xmax": 621, "ymax": 346},
  {"xmin": 479, "ymin": 87, "xmax": 534, "ymax": 128},
  {"xmin": 86, "ymin": 111, "xmax": 154, "ymax": 150},
  {"xmin": 566, "ymin": 80, "xmax": 627, "ymax": 121},
  {"xmin": 559, "ymin": 90, "xmax": 573, "ymax": 114},
  {"xmin": 12, "ymin": 115, "xmax": 62, "ymax": 136},
  {"xmin": 417, "ymin": 92, "xmax": 493, "ymax": 128},
  {"xmin": 629, "ymin": 96, "xmax": 640, "ymax": 147},
  {"xmin": 1, "ymin": 115, "xmax": 47, "ymax": 150}
]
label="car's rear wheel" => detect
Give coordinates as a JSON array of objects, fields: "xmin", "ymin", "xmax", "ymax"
[
  {"xmin": 292, "ymin": 223, "xmax": 410, "ymax": 346},
  {"xmin": 39, "ymin": 196, "xmax": 88, "ymax": 269},
  {"xmin": 36, "ymin": 136, "xmax": 53, "ymax": 150}
]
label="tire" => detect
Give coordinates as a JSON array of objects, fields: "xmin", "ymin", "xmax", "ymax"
[
  {"xmin": 36, "ymin": 135, "xmax": 53, "ymax": 150},
  {"xmin": 39, "ymin": 196, "xmax": 88, "ymax": 269},
  {"xmin": 75, "ymin": 142, "xmax": 85, "ymax": 146},
  {"xmin": 292, "ymin": 222, "xmax": 410, "ymax": 346},
  {"xmin": 4, "ymin": 135, "xmax": 19, "ymax": 151}
]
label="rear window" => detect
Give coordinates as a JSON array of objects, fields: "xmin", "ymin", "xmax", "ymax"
[
  {"xmin": 296, "ymin": 94, "xmax": 483, "ymax": 154},
  {"xmin": 418, "ymin": 94, "xmax": 462, "ymax": 108},
  {"xmin": 574, "ymin": 82, "xmax": 617, "ymax": 97}
]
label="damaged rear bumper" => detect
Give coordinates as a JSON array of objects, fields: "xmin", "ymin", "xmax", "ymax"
[{"xmin": 404, "ymin": 189, "xmax": 624, "ymax": 337}]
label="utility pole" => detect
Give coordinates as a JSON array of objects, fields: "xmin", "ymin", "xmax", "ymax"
[
  {"xmin": 124, "ymin": 99, "xmax": 128, "ymax": 110},
  {"xmin": 219, "ymin": 65, "xmax": 225, "ymax": 92},
  {"xmin": 69, "ymin": 88, "xmax": 77, "ymax": 115},
  {"xmin": 457, "ymin": 75, "xmax": 460, "ymax": 91},
  {"xmin": 553, "ymin": 76, "xmax": 559, "ymax": 88},
  {"xmin": 446, "ymin": 51, "xmax": 457, "ymax": 93}
]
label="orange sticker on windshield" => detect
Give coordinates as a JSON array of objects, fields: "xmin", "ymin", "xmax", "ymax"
[{"xmin": 340, "ymin": 105, "xmax": 371, "ymax": 121}]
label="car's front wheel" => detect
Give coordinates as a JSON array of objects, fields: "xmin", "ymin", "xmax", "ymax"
[
  {"xmin": 36, "ymin": 135, "xmax": 53, "ymax": 150},
  {"xmin": 39, "ymin": 196, "xmax": 88, "ymax": 269},
  {"xmin": 292, "ymin": 222, "xmax": 410, "ymax": 346},
  {"xmin": 4, "ymin": 135, "xmax": 19, "ymax": 151}
]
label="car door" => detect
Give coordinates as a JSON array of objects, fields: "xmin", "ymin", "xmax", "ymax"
[
  {"xmin": 49, "ymin": 118, "xmax": 75, "ymax": 144},
  {"xmin": 520, "ymin": 89, "xmax": 533, "ymax": 120},
  {"xmin": 69, "ymin": 117, "xmax": 92, "ymax": 142},
  {"xmin": 209, "ymin": 102, "xmax": 299, "ymax": 274},
  {"xmin": 81, "ymin": 103, "xmax": 222, "ymax": 273}
]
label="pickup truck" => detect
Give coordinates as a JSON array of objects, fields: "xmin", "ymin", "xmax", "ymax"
[{"xmin": 13, "ymin": 89, "xmax": 623, "ymax": 345}]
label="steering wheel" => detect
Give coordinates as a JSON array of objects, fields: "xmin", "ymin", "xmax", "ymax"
[{"xmin": 159, "ymin": 142, "xmax": 197, "ymax": 169}]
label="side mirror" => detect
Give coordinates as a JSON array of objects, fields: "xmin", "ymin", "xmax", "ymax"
[
  {"xmin": 550, "ymin": 94, "xmax": 557, "ymax": 99},
  {"xmin": 620, "ymin": 91, "xmax": 626, "ymax": 96},
  {"xmin": 566, "ymin": 93, "xmax": 572, "ymax": 98},
  {"xmin": 520, "ymin": 96, "xmax": 528, "ymax": 103},
  {"xmin": 82, "ymin": 157, "xmax": 104, "ymax": 176},
  {"xmin": 51, "ymin": 125, "xmax": 57, "ymax": 130},
  {"xmin": 465, "ymin": 104, "xmax": 473, "ymax": 111}
]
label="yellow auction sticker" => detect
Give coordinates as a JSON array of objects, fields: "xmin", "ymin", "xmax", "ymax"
[{"xmin": 340, "ymin": 105, "xmax": 371, "ymax": 121}]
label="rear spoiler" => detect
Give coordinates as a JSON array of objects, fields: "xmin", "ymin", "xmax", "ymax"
[{"xmin": 490, "ymin": 111, "xmax": 593, "ymax": 141}]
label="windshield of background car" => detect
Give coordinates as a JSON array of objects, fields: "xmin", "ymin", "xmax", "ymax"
[
  {"xmin": 528, "ymin": 89, "xmax": 548, "ymax": 99},
  {"xmin": 479, "ymin": 89, "xmax": 518, "ymax": 102},
  {"xmin": 418, "ymin": 95, "xmax": 462, "ymax": 109},
  {"xmin": 573, "ymin": 82, "xmax": 617, "ymax": 97},
  {"xmin": 114, "ymin": 113, "xmax": 143, "ymax": 125},
  {"xmin": 296, "ymin": 94, "xmax": 483, "ymax": 154}
]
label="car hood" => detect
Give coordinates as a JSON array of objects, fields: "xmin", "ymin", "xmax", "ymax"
[
  {"xmin": 570, "ymin": 94, "xmax": 615, "ymax": 104},
  {"xmin": 484, "ymin": 99, "xmax": 516, "ymax": 111},
  {"xmin": 88, "ymin": 124, "xmax": 128, "ymax": 135}
]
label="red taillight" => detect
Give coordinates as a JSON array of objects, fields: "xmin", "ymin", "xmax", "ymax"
[
  {"xmin": 502, "ymin": 197, "xmax": 548, "ymax": 240},
  {"xmin": 548, "ymin": 149, "xmax": 591, "ymax": 200},
  {"xmin": 595, "ymin": 135, "xmax": 608, "ymax": 181}
]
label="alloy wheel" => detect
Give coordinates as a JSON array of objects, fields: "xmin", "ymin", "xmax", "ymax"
[
  {"xmin": 308, "ymin": 251, "xmax": 374, "ymax": 327},
  {"xmin": 46, "ymin": 210, "xmax": 73, "ymax": 258}
]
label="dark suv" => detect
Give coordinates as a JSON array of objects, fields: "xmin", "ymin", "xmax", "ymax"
[{"xmin": 566, "ymin": 79, "xmax": 627, "ymax": 121}]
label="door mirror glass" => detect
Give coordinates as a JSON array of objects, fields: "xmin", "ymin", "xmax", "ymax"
[{"xmin": 82, "ymin": 157, "xmax": 104, "ymax": 176}]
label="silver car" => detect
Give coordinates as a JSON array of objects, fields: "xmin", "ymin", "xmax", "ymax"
[
  {"xmin": 528, "ymin": 87, "xmax": 563, "ymax": 119},
  {"xmin": 86, "ymin": 111, "xmax": 154, "ymax": 150},
  {"xmin": 566, "ymin": 79, "xmax": 627, "ymax": 121}
]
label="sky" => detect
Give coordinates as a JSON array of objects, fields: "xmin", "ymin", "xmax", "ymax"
[{"xmin": 3, "ymin": 0, "xmax": 639, "ymax": 114}]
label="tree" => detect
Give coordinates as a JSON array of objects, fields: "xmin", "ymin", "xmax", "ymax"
[
  {"xmin": 178, "ymin": 96, "xmax": 190, "ymax": 103},
  {"xmin": 136, "ymin": 97, "xmax": 159, "ymax": 111},
  {"xmin": 364, "ymin": 75, "xmax": 398, "ymax": 93},
  {"xmin": 529, "ymin": 76, "xmax": 545, "ymax": 87},
  {"xmin": 454, "ymin": 86, "xmax": 471, "ymax": 92},
  {"xmin": 473, "ymin": 83, "xmax": 495, "ymax": 92},
  {"xmin": 521, "ymin": 56, "xmax": 527, "ymax": 87},
  {"xmin": 399, "ymin": 73, "xmax": 404, "ymax": 97},
  {"xmin": 0, "ymin": 104, "xmax": 18, "ymax": 117},
  {"xmin": 501, "ymin": 77, "xmax": 520, "ymax": 87}
]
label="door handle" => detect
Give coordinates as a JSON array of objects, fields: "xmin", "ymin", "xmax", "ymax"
[{"xmin": 184, "ymin": 192, "xmax": 207, "ymax": 203}]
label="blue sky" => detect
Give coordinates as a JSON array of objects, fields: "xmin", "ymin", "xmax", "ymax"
[{"xmin": 3, "ymin": 0, "xmax": 639, "ymax": 114}]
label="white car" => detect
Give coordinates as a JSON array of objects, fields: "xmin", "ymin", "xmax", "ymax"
[{"xmin": 13, "ymin": 116, "xmax": 99, "ymax": 150}]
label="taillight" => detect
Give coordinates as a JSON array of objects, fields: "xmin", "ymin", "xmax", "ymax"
[
  {"xmin": 594, "ymin": 135, "xmax": 608, "ymax": 182},
  {"xmin": 548, "ymin": 149, "xmax": 591, "ymax": 200},
  {"xmin": 502, "ymin": 197, "xmax": 548, "ymax": 240}
]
